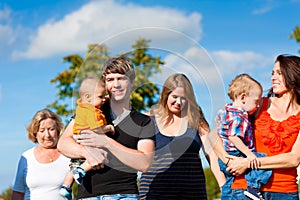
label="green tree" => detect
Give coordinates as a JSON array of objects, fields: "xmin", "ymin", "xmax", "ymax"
[
  {"xmin": 0, "ymin": 186, "xmax": 12, "ymax": 200},
  {"xmin": 48, "ymin": 38, "xmax": 164, "ymax": 117},
  {"xmin": 204, "ymin": 168, "xmax": 221, "ymax": 200},
  {"xmin": 289, "ymin": 25, "xmax": 300, "ymax": 54},
  {"xmin": 48, "ymin": 44, "xmax": 110, "ymax": 117},
  {"xmin": 124, "ymin": 38, "xmax": 163, "ymax": 111}
]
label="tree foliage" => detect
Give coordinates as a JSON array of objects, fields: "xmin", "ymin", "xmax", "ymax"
[
  {"xmin": 48, "ymin": 38, "xmax": 164, "ymax": 118},
  {"xmin": 125, "ymin": 38, "xmax": 163, "ymax": 111},
  {"xmin": 204, "ymin": 168, "xmax": 221, "ymax": 200},
  {"xmin": 289, "ymin": 25, "xmax": 300, "ymax": 54},
  {"xmin": 0, "ymin": 186, "xmax": 12, "ymax": 200},
  {"xmin": 48, "ymin": 44, "xmax": 110, "ymax": 118}
]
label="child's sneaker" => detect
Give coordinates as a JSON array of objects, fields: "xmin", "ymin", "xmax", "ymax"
[
  {"xmin": 72, "ymin": 166, "xmax": 86, "ymax": 185},
  {"xmin": 59, "ymin": 185, "xmax": 72, "ymax": 200},
  {"xmin": 244, "ymin": 187, "xmax": 264, "ymax": 200}
]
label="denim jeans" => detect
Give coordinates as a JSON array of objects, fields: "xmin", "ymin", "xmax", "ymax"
[
  {"xmin": 219, "ymin": 150, "xmax": 272, "ymax": 200},
  {"xmin": 79, "ymin": 194, "xmax": 139, "ymax": 200},
  {"xmin": 232, "ymin": 189, "xmax": 299, "ymax": 200}
]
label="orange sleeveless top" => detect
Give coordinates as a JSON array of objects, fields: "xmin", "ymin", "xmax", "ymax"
[
  {"xmin": 232, "ymin": 97, "xmax": 300, "ymax": 193},
  {"xmin": 73, "ymin": 99, "xmax": 106, "ymax": 134}
]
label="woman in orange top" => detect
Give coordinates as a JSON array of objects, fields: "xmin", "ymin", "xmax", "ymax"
[{"xmin": 226, "ymin": 54, "xmax": 300, "ymax": 199}]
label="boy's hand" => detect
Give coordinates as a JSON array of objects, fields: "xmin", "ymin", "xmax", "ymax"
[
  {"xmin": 103, "ymin": 124, "xmax": 115, "ymax": 135},
  {"xmin": 93, "ymin": 124, "xmax": 115, "ymax": 135}
]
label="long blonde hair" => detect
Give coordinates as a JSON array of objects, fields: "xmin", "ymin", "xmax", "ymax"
[{"xmin": 153, "ymin": 73, "xmax": 209, "ymax": 133}]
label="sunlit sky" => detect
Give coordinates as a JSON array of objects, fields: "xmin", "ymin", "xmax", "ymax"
[{"xmin": 0, "ymin": 0, "xmax": 299, "ymax": 192}]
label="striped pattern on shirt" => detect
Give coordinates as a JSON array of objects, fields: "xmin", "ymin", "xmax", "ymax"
[{"xmin": 139, "ymin": 127, "xmax": 207, "ymax": 200}]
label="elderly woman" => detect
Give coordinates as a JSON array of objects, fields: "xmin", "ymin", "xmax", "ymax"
[{"xmin": 11, "ymin": 109, "xmax": 70, "ymax": 200}]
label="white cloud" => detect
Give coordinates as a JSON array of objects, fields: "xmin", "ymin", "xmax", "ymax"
[
  {"xmin": 12, "ymin": 0, "xmax": 202, "ymax": 59},
  {"xmin": 211, "ymin": 50, "xmax": 272, "ymax": 75},
  {"xmin": 211, "ymin": 50, "xmax": 275, "ymax": 95},
  {"xmin": 252, "ymin": 0, "xmax": 277, "ymax": 15},
  {"xmin": 252, "ymin": 5, "xmax": 273, "ymax": 15},
  {"xmin": 155, "ymin": 48, "xmax": 273, "ymax": 88},
  {"xmin": 0, "ymin": 24, "xmax": 14, "ymax": 43},
  {"xmin": 149, "ymin": 47, "xmax": 274, "ymax": 121},
  {"xmin": 0, "ymin": 7, "xmax": 16, "ymax": 53},
  {"xmin": 148, "ymin": 47, "xmax": 274, "ymax": 90},
  {"xmin": 0, "ymin": 6, "xmax": 10, "ymax": 21}
]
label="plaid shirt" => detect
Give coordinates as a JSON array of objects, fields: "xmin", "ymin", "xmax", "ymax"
[{"xmin": 216, "ymin": 103, "xmax": 255, "ymax": 152}]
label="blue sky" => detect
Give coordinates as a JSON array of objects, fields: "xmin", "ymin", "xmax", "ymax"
[{"xmin": 1, "ymin": 0, "xmax": 300, "ymax": 193}]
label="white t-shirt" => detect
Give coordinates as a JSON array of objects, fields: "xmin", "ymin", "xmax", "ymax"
[{"xmin": 12, "ymin": 147, "xmax": 70, "ymax": 200}]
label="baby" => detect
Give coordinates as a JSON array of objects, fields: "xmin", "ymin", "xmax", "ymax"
[{"xmin": 60, "ymin": 77, "xmax": 114, "ymax": 200}]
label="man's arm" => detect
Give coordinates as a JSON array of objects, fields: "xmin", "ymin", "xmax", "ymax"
[
  {"xmin": 57, "ymin": 120, "xmax": 108, "ymax": 169},
  {"xmin": 105, "ymin": 136, "xmax": 155, "ymax": 172},
  {"xmin": 58, "ymin": 120, "xmax": 82, "ymax": 158},
  {"xmin": 77, "ymin": 130, "xmax": 155, "ymax": 172}
]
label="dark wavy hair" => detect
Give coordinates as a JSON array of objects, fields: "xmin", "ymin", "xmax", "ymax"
[{"xmin": 268, "ymin": 54, "xmax": 300, "ymax": 106}]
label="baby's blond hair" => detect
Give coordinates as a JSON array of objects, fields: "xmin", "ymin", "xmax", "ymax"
[
  {"xmin": 79, "ymin": 77, "xmax": 104, "ymax": 97},
  {"xmin": 228, "ymin": 73, "xmax": 262, "ymax": 101}
]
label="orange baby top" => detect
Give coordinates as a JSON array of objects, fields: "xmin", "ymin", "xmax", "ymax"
[
  {"xmin": 73, "ymin": 98, "xmax": 106, "ymax": 134},
  {"xmin": 232, "ymin": 97, "xmax": 300, "ymax": 193}
]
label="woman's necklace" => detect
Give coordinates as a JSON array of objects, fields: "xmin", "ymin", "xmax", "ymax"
[
  {"xmin": 48, "ymin": 155, "xmax": 53, "ymax": 162},
  {"xmin": 44, "ymin": 149, "xmax": 57, "ymax": 162},
  {"xmin": 35, "ymin": 146, "xmax": 58, "ymax": 163}
]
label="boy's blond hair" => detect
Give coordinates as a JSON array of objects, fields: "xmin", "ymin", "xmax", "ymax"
[{"xmin": 228, "ymin": 73, "xmax": 262, "ymax": 101}]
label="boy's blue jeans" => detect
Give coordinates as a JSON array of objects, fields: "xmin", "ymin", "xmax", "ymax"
[
  {"xmin": 219, "ymin": 150, "xmax": 272, "ymax": 200},
  {"xmin": 79, "ymin": 194, "xmax": 139, "ymax": 200},
  {"xmin": 232, "ymin": 189, "xmax": 299, "ymax": 200}
]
